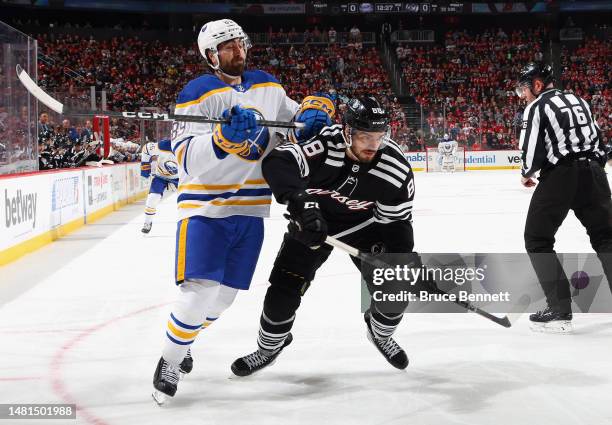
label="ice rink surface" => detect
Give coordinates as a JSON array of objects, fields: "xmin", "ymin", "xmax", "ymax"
[{"xmin": 1, "ymin": 170, "xmax": 611, "ymax": 425}]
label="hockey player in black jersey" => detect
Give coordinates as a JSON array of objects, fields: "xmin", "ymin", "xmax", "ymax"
[{"xmin": 231, "ymin": 96, "xmax": 416, "ymax": 376}]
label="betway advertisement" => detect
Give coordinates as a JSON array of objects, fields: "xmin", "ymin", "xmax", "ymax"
[
  {"xmin": 1, "ymin": 173, "xmax": 51, "ymax": 251},
  {"xmin": 0, "ymin": 163, "xmax": 146, "ymax": 259}
]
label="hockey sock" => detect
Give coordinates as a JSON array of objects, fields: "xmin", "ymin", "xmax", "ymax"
[
  {"xmin": 199, "ymin": 285, "xmax": 239, "ymax": 329},
  {"xmin": 257, "ymin": 310, "xmax": 294, "ymax": 354},
  {"xmin": 162, "ymin": 279, "xmax": 220, "ymax": 365},
  {"xmin": 144, "ymin": 193, "xmax": 162, "ymax": 224},
  {"xmin": 256, "ymin": 282, "xmax": 302, "ymax": 354},
  {"xmin": 206, "ymin": 284, "xmax": 239, "ymax": 321},
  {"xmin": 369, "ymin": 306, "xmax": 402, "ymax": 340}
]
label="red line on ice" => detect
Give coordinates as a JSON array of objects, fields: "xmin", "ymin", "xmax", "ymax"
[{"xmin": 49, "ymin": 303, "xmax": 167, "ymax": 425}]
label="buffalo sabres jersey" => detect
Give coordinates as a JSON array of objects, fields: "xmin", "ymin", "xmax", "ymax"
[
  {"xmin": 262, "ymin": 124, "xmax": 415, "ymax": 239},
  {"xmin": 438, "ymin": 140, "xmax": 457, "ymax": 155},
  {"xmin": 141, "ymin": 139, "xmax": 179, "ymax": 180},
  {"xmin": 171, "ymin": 70, "xmax": 299, "ymax": 220}
]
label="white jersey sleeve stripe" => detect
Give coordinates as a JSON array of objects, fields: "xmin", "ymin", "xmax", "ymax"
[
  {"xmin": 375, "ymin": 162, "xmax": 407, "ymax": 180},
  {"xmin": 276, "ymin": 144, "xmax": 310, "ymax": 177},
  {"xmin": 376, "ymin": 201, "xmax": 413, "ymax": 212},
  {"xmin": 382, "ymin": 140, "xmax": 407, "ymax": 160},
  {"xmin": 327, "ymin": 150, "xmax": 345, "ymax": 158},
  {"xmin": 376, "ymin": 208, "xmax": 412, "ymax": 218},
  {"xmin": 380, "ymin": 153, "xmax": 411, "ymax": 174},
  {"xmin": 324, "ymin": 158, "xmax": 344, "ymax": 167},
  {"xmin": 368, "ymin": 169, "xmax": 402, "ymax": 188}
]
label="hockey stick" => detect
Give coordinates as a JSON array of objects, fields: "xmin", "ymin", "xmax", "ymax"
[
  {"xmin": 15, "ymin": 65, "xmax": 303, "ymax": 129},
  {"xmin": 324, "ymin": 236, "xmax": 513, "ymax": 328}
]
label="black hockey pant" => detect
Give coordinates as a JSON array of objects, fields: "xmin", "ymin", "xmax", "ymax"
[{"xmin": 524, "ymin": 158, "xmax": 612, "ymax": 313}]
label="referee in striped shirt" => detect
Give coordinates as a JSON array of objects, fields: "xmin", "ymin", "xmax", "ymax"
[{"xmin": 516, "ymin": 62, "xmax": 612, "ymax": 332}]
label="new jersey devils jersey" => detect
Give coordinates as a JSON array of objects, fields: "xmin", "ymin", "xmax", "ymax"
[{"xmin": 262, "ymin": 124, "xmax": 415, "ymax": 240}]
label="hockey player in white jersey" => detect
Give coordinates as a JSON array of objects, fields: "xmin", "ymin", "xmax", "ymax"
[
  {"xmin": 151, "ymin": 19, "xmax": 336, "ymax": 404},
  {"xmin": 438, "ymin": 134, "xmax": 458, "ymax": 172},
  {"xmin": 140, "ymin": 139, "xmax": 179, "ymax": 234}
]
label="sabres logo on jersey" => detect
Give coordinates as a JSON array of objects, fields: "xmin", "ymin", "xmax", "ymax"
[{"xmin": 161, "ymin": 160, "xmax": 179, "ymax": 176}]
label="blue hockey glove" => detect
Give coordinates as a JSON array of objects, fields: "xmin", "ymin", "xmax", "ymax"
[
  {"xmin": 213, "ymin": 105, "xmax": 258, "ymax": 154},
  {"xmin": 291, "ymin": 94, "xmax": 336, "ymax": 143}
]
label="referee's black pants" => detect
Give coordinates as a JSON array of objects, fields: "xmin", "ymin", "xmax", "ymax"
[{"xmin": 524, "ymin": 159, "xmax": 612, "ymax": 313}]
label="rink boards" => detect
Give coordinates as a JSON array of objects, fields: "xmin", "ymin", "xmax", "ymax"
[
  {"xmin": 0, "ymin": 163, "xmax": 148, "ymax": 265},
  {"xmin": 406, "ymin": 149, "xmax": 522, "ymax": 171}
]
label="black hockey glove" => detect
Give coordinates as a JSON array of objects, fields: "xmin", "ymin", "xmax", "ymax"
[{"xmin": 284, "ymin": 191, "xmax": 328, "ymax": 248}]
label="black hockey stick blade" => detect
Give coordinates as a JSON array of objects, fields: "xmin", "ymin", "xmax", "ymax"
[
  {"xmin": 15, "ymin": 64, "xmax": 303, "ymax": 129},
  {"xmin": 454, "ymin": 287, "xmax": 532, "ymax": 328},
  {"xmin": 325, "ymin": 236, "xmax": 513, "ymax": 328},
  {"xmin": 456, "ymin": 300, "xmax": 512, "ymax": 328}
]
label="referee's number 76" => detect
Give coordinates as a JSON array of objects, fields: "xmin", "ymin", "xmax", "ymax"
[{"xmin": 560, "ymin": 105, "xmax": 588, "ymax": 127}]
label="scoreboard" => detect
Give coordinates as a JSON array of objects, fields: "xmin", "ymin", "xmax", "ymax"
[{"xmin": 313, "ymin": 2, "xmax": 466, "ymax": 14}]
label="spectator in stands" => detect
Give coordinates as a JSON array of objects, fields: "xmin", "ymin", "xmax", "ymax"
[
  {"xmin": 396, "ymin": 44, "xmax": 408, "ymax": 60},
  {"xmin": 399, "ymin": 26, "xmax": 547, "ymax": 149},
  {"xmin": 336, "ymin": 56, "xmax": 345, "ymax": 75},
  {"xmin": 40, "ymin": 25, "xmax": 605, "ymax": 156},
  {"xmin": 328, "ymin": 27, "xmax": 337, "ymax": 44},
  {"xmin": 348, "ymin": 25, "xmax": 362, "ymax": 49},
  {"xmin": 349, "ymin": 25, "xmax": 361, "ymax": 42},
  {"xmin": 560, "ymin": 36, "xmax": 611, "ymax": 145},
  {"xmin": 381, "ymin": 22, "xmax": 392, "ymax": 44}
]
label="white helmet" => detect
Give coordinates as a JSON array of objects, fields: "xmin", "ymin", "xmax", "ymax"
[
  {"xmin": 197, "ymin": 19, "xmax": 251, "ymax": 77},
  {"xmin": 443, "ymin": 133, "xmax": 449, "ymax": 140}
]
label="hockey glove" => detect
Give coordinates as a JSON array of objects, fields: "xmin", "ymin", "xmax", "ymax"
[
  {"xmin": 291, "ymin": 94, "xmax": 336, "ymax": 143},
  {"xmin": 284, "ymin": 191, "xmax": 328, "ymax": 248},
  {"xmin": 213, "ymin": 105, "xmax": 258, "ymax": 154}
]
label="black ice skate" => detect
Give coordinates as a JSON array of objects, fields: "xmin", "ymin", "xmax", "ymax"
[
  {"xmin": 178, "ymin": 348, "xmax": 193, "ymax": 379},
  {"xmin": 152, "ymin": 357, "xmax": 180, "ymax": 405},
  {"xmin": 141, "ymin": 222, "xmax": 152, "ymax": 234},
  {"xmin": 529, "ymin": 307, "xmax": 573, "ymax": 334},
  {"xmin": 231, "ymin": 333, "xmax": 293, "ymax": 377},
  {"xmin": 364, "ymin": 310, "xmax": 409, "ymax": 370}
]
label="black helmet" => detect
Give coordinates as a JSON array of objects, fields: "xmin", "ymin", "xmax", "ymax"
[
  {"xmin": 517, "ymin": 62, "xmax": 554, "ymax": 88},
  {"xmin": 343, "ymin": 96, "xmax": 390, "ymax": 132}
]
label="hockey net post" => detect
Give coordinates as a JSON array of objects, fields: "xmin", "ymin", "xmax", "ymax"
[{"xmin": 425, "ymin": 146, "xmax": 467, "ymax": 172}]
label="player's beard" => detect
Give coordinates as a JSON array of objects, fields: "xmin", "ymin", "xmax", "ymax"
[
  {"xmin": 350, "ymin": 146, "xmax": 378, "ymax": 163},
  {"xmin": 220, "ymin": 57, "xmax": 246, "ymax": 77}
]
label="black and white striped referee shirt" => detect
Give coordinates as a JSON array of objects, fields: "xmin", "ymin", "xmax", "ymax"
[{"xmin": 520, "ymin": 88, "xmax": 605, "ymax": 177}]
